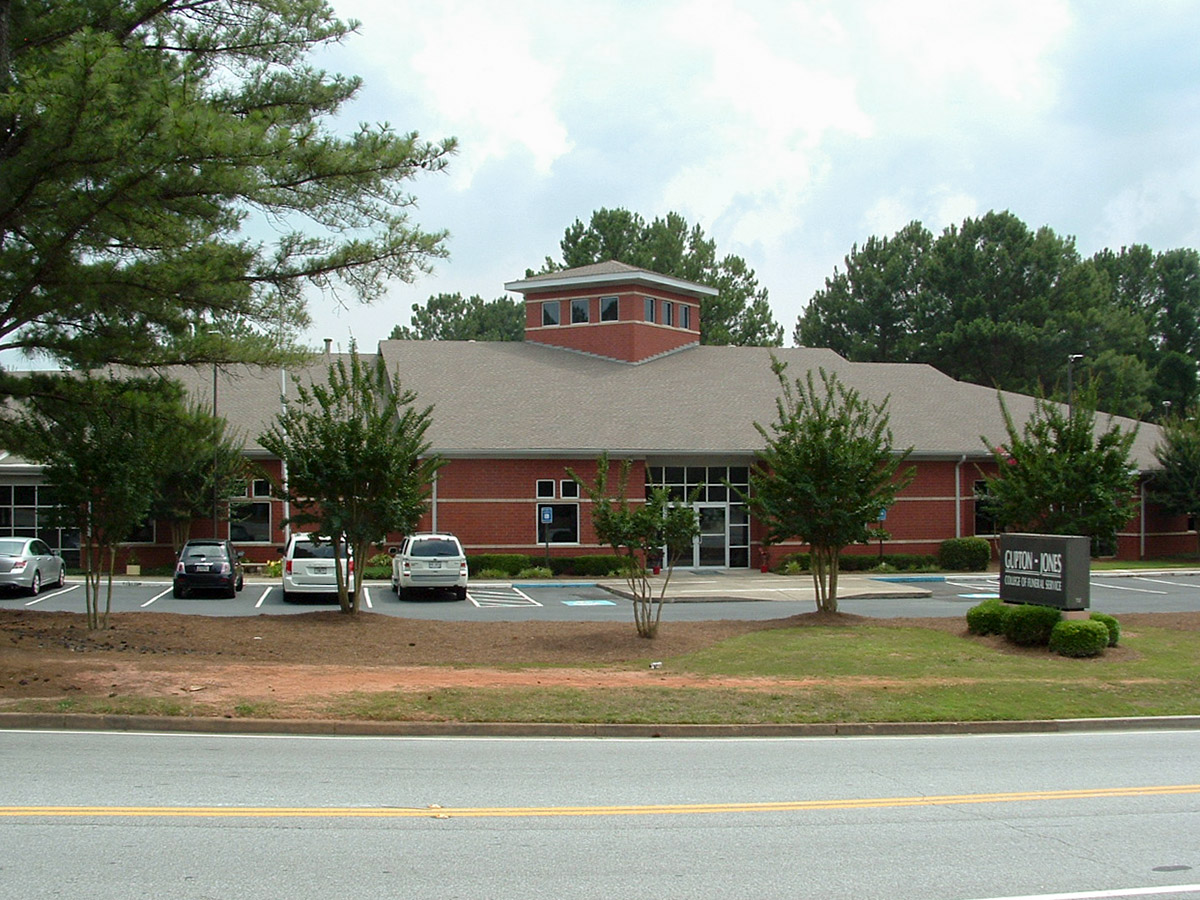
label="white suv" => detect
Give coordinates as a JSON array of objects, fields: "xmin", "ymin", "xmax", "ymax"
[
  {"xmin": 280, "ymin": 533, "xmax": 351, "ymax": 602},
  {"xmin": 392, "ymin": 532, "xmax": 468, "ymax": 601}
]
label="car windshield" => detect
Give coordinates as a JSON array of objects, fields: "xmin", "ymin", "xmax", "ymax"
[
  {"xmin": 184, "ymin": 544, "xmax": 228, "ymax": 560},
  {"xmin": 292, "ymin": 541, "xmax": 347, "ymax": 560},
  {"xmin": 0, "ymin": 539, "xmax": 25, "ymax": 556},
  {"xmin": 410, "ymin": 539, "xmax": 460, "ymax": 558}
]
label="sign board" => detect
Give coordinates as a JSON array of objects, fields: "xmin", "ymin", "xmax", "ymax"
[
  {"xmin": 999, "ymin": 533, "xmax": 1090, "ymax": 611},
  {"xmin": 540, "ymin": 506, "xmax": 553, "ymax": 524}
]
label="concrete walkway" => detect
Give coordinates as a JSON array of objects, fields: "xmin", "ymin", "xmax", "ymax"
[{"xmin": 596, "ymin": 568, "xmax": 933, "ymax": 604}]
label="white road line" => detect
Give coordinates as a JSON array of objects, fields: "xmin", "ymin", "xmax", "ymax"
[
  {"xmin": 141, "ymin": 586, "xmax": 173, "ymax": 607},
  {"xmin": 1132, "ymin": 576, "xmax": 1200, "ymax": 588},
  {"xmin": 255, "ymin": 586, "xmax": 271, "ymax": 608},
  {"xmin": 362, "ymin": 588, "xmax": 372, "ymax": 609},
  {"xmin": 24, "ymin": 583, "xmax": 81, "ymax": 606},
  {"xmin": 468, "ymin": 589, "xmax": 483, "ymax": 607},
  {"xmin": 1091, "ymin": 581, "xmax": 1167, "ymax": 595},
  {"xmin": 962, "ymin": 883, "xmax": 1200, "ymax": 900}
]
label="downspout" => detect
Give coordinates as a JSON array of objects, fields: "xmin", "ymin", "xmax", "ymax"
[
  {"xmin": 431, "ymin": 468, "xmax": 438, "ymax": 533},
  {"xmin": 954, "ymin": 455, "xmax": 966, "ymax": 538},
  {"xmin": 1140, "ymin": 477, "xmax": 1146, "ymax": 560}
]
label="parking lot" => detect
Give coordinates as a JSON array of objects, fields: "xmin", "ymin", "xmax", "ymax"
[{"xmin": 2, "ymin": 569, "xmax": 1198, "ymax": 621}]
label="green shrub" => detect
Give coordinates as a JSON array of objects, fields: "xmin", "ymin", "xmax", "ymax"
[
  {"xmin": 1003, "ymin": 603, "xmax": 1063, "ymax": 646},
  {"xmin": 467, "ymin": 554, "xmax": 531, "ymax": 577},
  {"xmin": 366, "ymin": 552, "xmax": 393, "ymax": 568},
  {"xmin": 1089, "ymin": 612, "xmax": 1121, "ymax": 647},
  {"xmin": 546, "ymin": 555, "xmax": 635, "ymax": 577},
  {"xmin": 778, "ymin": 552, "xmax": 937, "ymax": 574},
  {"xmin": 938, "ymin": 537, "xmax": 991, "ymax": 571},
  {"xmin": 1049, "ymin": 619, "xmax": 1110, "ymax": 657},
  {"xmin": 515, "ymin": 567, "xmax": 553, "ymax": 579},
  {"xmin": 476, "ymin": 568, "xmax": 509, "ymax": 579},
  {"xmin": 966, "ymin": 599, "xmax": 1010, "ymax": 635}
]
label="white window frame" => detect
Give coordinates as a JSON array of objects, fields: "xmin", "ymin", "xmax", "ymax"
[
  {"xmin": 542, "ymin": 301, "xmax": 560, "ymax": 326},
  {"xmin": 571, "ymin": 298, "xmax": 589, "ymax": 324},
  {"xmin": 536, "ymin": 479, "xmax": 556, "ymax": 499}
]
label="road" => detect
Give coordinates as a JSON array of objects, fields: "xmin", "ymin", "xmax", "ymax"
[
  {"xmin": 1, "ymin": 728, "xmax": 1198, "ymax": 899},
  {"xmin": 3, "ymin": 570, "xmax": 1199, "ymax": 620}
]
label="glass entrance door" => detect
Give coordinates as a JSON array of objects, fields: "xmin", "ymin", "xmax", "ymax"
[{"xmin": 695, "ymin": 504, "xmax": 727, "ymax": 568}]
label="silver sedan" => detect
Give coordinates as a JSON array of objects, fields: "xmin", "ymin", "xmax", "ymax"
[{"xmin": 0, "ymin": 537, "xmax": 66, "ymax": 596}]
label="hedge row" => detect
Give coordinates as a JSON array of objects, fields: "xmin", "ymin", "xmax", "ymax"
[
  {"xmin": 937, "ymin": 537, "xmax": 991, "ymax": 571},
  {"xmin": 466, "ymin": 554, "xmax": 634, "ymax": 578},
  {"xmin": 776, "ymin": 552, "xmax": 939, "ymax": 573},
  {"xmin": 966, "ymin": 599, "xmax": 1120, "ymax": 657}
]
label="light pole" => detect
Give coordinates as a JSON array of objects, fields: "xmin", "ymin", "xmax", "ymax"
[
  {"xmin": 1067, "ymin": 353, "xmax": 1083, "ymax": 418},
  {"xmin": 209, "ymin": 329, "xmax": 221, "ymax": 539}
]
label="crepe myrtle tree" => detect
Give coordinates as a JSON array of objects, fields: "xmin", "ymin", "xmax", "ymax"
[
  {"xmin": 744, "ymin": 358, "xmax": 914, "ymax": 613},
  {"xmin": 259, "ymin": 344, "xmax": 442, "ymax": 614},
  {"xmin": 570, "ymin": 453, "xmax": 700, "ymax": 639},
  {"xmin": 982, "ymin": 387, "xmax": 1138, "ymax": 553},
  {"xmin": 0, "ymin": 373, "xmax": 194, "ymax": 629}
]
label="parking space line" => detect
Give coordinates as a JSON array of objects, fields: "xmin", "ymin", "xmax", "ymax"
[
  {"xmin": 24, "ymin": 583, "xmax": 81, "ymax": 606},
  {"xmin": 255, "ymin": 586, "xmax": 271, "ymax": 608},
  {"xmin": 141, "ymin": 586, "xmax": 173, "ymax": 607},
  {"xmin": 466, "ymin": 584, "xmax": 543, "ymax": 608},
  {"xmin": 1132, "ymin": 576, "xmax": 1200, "ymax": 588},
  {"xmin": 1091, "ymin": 580, "xmax": 1166, "ymax": 595},
  {"xmin": 362, "ymin": 588, "xmax": 372, "ymax": 610}
]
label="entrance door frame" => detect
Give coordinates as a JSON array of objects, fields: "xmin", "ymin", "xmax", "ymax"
[{"xmin": 690, "ymin": 501, "xmax": 729, "ymax": 568}]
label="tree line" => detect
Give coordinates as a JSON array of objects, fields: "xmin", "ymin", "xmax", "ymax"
[{"xmin": 797, "ymin": 211, "xmax": 1199, "ymax": 421}]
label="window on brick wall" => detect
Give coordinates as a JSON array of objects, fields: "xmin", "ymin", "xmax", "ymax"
[
  {"xmin": 644, "ymin": 296, "xmax": 655, "ymax": 323},
  {"xmin": 542, "ymin": 301, "xmax": 560, "ymax": 326},
  {"xmin": 600, "ymin": 296, "xmax": 618, "ymax": 321},
  {"xmin": 973, "ymin": 481, "xmax": 998, "ymax": 536},
  {"xmin": 560, "ymin": 479, "xmax": 579, "ymax": 499},
  {"xmin": 571, "ymin": 298, "xmax": 589, "ymax": 324},
  {"xmin": 536, "ymin": 479, "xmax": 555, "ymax": 499},
  {"xmin": 537, "ymin": 504, "xmax": 578, "ymax": 544}
]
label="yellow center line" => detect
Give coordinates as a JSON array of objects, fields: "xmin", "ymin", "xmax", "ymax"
[{"xmin": 2, "ymin": 784, "xmax": 1198, "ymax": 819}]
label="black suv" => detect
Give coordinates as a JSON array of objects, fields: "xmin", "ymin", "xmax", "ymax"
[{"xmin": 173, "ymin": 539, "xmax": 245, "ymax": 598}]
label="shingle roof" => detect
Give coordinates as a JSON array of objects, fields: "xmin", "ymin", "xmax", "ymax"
[
  {"xmin": 373, "ymin": 341, "xmax": 1163, "ymax": 468},
  {"xmin": 504, "ymin": 260, "xmax": 719, "ymax": 299}
]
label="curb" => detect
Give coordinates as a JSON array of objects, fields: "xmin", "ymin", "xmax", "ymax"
[{"xmin": 2, "ymin": 712, "xmax": 1198, "ymax": 738}]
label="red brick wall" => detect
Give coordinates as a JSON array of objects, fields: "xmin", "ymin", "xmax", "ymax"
[{"xmin": 523, "ymin": 284, "xmax": 700, "ymax": 362}]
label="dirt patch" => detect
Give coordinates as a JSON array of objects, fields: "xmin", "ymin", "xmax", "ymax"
[{"xmin": 2, "ymin": 609, "xmax": 1196, "ymax": 717}]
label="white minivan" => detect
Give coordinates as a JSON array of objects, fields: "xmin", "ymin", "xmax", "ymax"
[
  {"xmin": 391, "ymin": 532, "xmax": 468, "ymax": 600},
  {"xmin": 280, "ymin": 533, "xmax": 352, "ymax": 602}
]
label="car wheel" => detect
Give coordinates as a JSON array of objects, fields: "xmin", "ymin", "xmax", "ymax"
[
  {"xmin": 223, "ymin": 583, "xmax": 237, "ymax": 599},
  {"xmin": 28, "ymin": 571, "xmax": 41, "ymax": 596},
  {"xmin": 397, "ymin": 585, "xmax": 409, "ymax": 601},
  {"xmin": 172, "ymin": 583, "xmax": 185, "ymax": 599},
  {"xmin": 282, "ymin": 589, "xmax": 294, "ymax": 602},
  {"xmin": 236, "ymin": 575, "xmax": 244, "ymax": 592},
  {"xmin": 55, "ymin": 566, "xmax": 65, "ymax": 589},
  {"xmin": 455, "ymin": 586, "xmax": 467, "ymax": 601}
]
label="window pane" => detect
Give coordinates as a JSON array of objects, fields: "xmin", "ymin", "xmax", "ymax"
[
  {"xmin": 229, "ymin": 501, "xmax": 270, "ymax": 542},
  {"xmin": 664, "ymin": 466, "xmax": 684, "ymax": 485},
  {"xmin": 571, "ymin": 298, "xmax": 589, "ymax": 324},
  {"xmin": 686, "ymin": 467, "xmax": 705, "ymax": 486},
  {"xmin": 536, "ymin": 479, "xmax": 555, "ymax": 498},
  {"xmin": 663, "ymin": 301, "xmax": 673, "ymax": 326},
  {"xmin": 560, "ymin": 479, "xmax": 579, "ymax": 499},
  {"xmin": 728, "ymin": 467, "xmax": 749, "ymax": 486},
  {"xmin": 600, "ymin": 296, "xmax": 618, "ymax": 321},
  {"xmin": 14, "ymin": 486, "xmax": 35, "ymax": 505},
  {"xmin": 643, "ymin": 296, "xmax": 655, "ymax": 323},
  {"xmin": 542, "ymin": 301, "xmax": 560, "ymax": 326},
  {"xmin": 537, "ymin": 504, "xmax": 578, "ymax": 543},
  {"xmin": 681, "ymin": 305, "xmax": 691, "ymax": 330}
]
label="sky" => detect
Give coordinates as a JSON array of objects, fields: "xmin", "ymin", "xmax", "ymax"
[{"xmin": 302, "ymin": 0, "xmax": 1200, "ymax": 350}]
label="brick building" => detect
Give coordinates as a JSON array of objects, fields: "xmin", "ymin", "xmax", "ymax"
[{"xmin": 0, "ymin": 261, "xmax": 1187, "ymax": 568}]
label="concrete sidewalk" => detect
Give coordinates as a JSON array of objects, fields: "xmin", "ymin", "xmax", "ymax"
[{"xmin": 596, "ymin": 568, "xmax": 934, "ymax": 604}]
